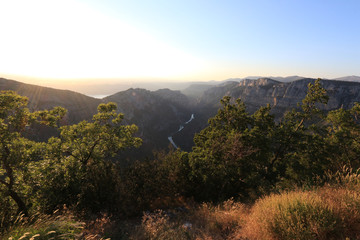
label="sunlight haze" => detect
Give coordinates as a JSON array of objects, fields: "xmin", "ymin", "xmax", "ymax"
[
  {"xmin": 0, "ymin": 0, "xmax": 359, "ymax": 87},
  {"xmin": 0, "ymin": 0, "xmax": 207, "ymax": 82}
]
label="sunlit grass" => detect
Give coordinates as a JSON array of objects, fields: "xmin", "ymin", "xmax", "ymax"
[
  {"xmin": 2, "ymin": 211, "xmax": 84, "ymax": 240},
  {"xmin": 241, "ymin": 191, "xmax": 343, "ymax": 240},
  {"xmin": 124, "ymin": 171, "xmax": 360, "ymax": 240},
  {"xmin": 239, "ymin": 169, "xmax": 360, "ymax": 240}
]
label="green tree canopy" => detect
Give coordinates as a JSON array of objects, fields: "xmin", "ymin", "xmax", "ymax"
[
  {"xmin": 32, "ymin": 102, "xmax": 142, "ymax": 213},
  {"xmin": 0, "ymin": 91, "xmax": 142, "ymax": 217},
  {"xmin": 188, "ymin": 79, "xmax": 332, "ymax": 202},
  {"xmin": 0, "ymin": 90, "xmax": 66, "ymax": 216}
]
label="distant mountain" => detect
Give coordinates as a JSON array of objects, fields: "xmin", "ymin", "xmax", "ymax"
[
  {"xmin": 270, "ymin": 76, "xmax": 305, "ymax": 82},
  {"xmin": 67, "ymin": 80, "xmax": 225, "ymax": 96},
  {"xmin": 181, "ymin": 80, "xmax": 240, "ymax": 99},
  {"xmin": 153, "ymin": 88, "xmax": 192, "ymax": 107},
  {"xmin": 181, "ymin": 84, "xmax": 216, "ymax": 98},
  {"xmin": 242, "ymin": 76, "xmax": 305, "ymax": 82},
  {"xmin": 199, "ymin": 78, "xmax": 360, "ymax": 117},
  {"xmin": 333, "ymin": 76, "xmax": 360, "ymax": 82},
  {"xmin": 2, "ymin": 76, "xmax": 360, "ymax": 159}
]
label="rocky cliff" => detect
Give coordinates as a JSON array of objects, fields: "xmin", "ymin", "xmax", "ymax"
[{"xmin": 199, "ymin": 78, "xmax": 360, "ymax": 116}]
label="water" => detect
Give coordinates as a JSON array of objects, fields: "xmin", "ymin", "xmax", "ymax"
[
  {"xmin": 168, "ymin": 113, "xmax": 195, "ymax": 148},
  {"xmin": 88, "ymin": 94, "xmax": 109, "ymax": 99}
]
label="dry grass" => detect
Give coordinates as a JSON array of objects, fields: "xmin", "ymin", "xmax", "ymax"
[
  {"xmin": 126, "ymin": 199, "xmax": 247, "ymax": 240},
  {"xmin": 239, "ymin": 186, "xmax": 360, "ymax": 240},
  {"xmin": 81, "ymin": 213, "xmax": 113, "ymax": 240},
  {"xmin": 2, "ymin": 211, "xmax": 118, "ymax": 240},
  {"xmin": 240, "ymin": 191, "xmax": 343, "ymax": 240},
  {"xmin": 2, "ymin": 210, "xmax": 84, "ymax": 240},
  {"xmin": 188, "ymin": 199, "xmax": 247, "ymax": 239},
  {"xmin": 317, "ymin": 187, "xmax": 360, "ymax": 238},
  {"xmin": 125, "ymin": 184, "xmax": 360, "ymax": 240}
]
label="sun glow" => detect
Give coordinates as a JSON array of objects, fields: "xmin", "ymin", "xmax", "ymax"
[{"xmin": 0, "ymin": 0, "xmax": 205, "ymax": 81}]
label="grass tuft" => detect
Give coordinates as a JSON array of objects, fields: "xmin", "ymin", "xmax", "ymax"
[
  {"xmin": 2, "ymin": 211, "xmax": 84, "ymax": 240},
  {"xmin": 240, "ymin": 186, "xmax": 360, "ymax": 240}
]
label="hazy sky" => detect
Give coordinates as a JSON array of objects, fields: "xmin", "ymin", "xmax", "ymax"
[{"xmin": 0, "ymin": 0, "xmax": 359, "ymax": 85}]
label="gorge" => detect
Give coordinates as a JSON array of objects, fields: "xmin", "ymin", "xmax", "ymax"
[{"xmin": 1, "ymin": 76, "xmax": 360, "ymax": 159}]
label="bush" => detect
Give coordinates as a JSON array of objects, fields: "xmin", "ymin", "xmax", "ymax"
[
  {"xmin": 32, "ymin": 158, "xmax": 124, "ymax": 216},
  {"xmin": 241, "ymin": 191, "xmax": 342, "ymax": 240}
]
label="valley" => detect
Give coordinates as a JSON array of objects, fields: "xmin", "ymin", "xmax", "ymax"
[{"xmin": 1, "ymin": 76, "xmax": 360, "ymax": 159}]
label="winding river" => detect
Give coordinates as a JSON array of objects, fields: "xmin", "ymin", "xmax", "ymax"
[{"xmin": 168, "ymin": 114, "xmax": 195, "ymax": 148}]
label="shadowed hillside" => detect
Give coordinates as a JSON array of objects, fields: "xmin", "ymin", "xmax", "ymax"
[
  {"xmin": 0, "ymin": 78, "xmax": 101, "ymax": 123},
  {"xmin": 104, "ymin": 88, "xmax": 194, "ymax": 157}
]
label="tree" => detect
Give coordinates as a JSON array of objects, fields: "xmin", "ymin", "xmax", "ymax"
[
  {"xmin": 325, "ymin": 103, "xmax": 360, "ymax": 170},
  {"xmin": 119, "ymin": 148, "xmax": 191, "ymax": 215},
  {"xmin": 189, "ymin": 96, "xmax": 276, "ymax": 201},
  {"xmin": 0, "ymin": 90, "xmax": 66, "ymax": 216},
  {"xmin": 188, "ymin": 79, "xmax": 330, "ymax": 202},
  {"xmin": 269, "ymin": 79, "xmax": 329, "ymax": 185},
  {"xmin": 0, "ymin": 91, "xmax": 142, "ymax": 217},
  {"xmin": 33, "ymin": 102, "xmax": 142, "ymax": 213},
  {"xmin": 55, "ymin": 102, "xmax": 141, "ymax": 166}
]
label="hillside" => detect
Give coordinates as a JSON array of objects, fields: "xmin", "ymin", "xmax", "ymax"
[
  {"xmin": 0, "ymin": 78, "xmax": 195, "ymax": 156},
  {"xmin": 104, "ymin": 88, "xmax": 194, "ymax": 156},
  {"xmin": 0, "ymin": 78, "xmax": 101, "ymax": 123},
  {"xmin": 198, "ymin": 78, "xmax": 360, "ymax": 114},
  {"xmin": 2, "ymin": 77, "xmax": 360, "ymax": 155}
]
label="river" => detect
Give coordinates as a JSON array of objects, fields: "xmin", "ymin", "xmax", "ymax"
[{"xmin": 168, "ymin": 114, "xmax": 195, "ymax": 148}]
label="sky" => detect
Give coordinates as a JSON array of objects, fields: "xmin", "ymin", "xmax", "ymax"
[{"xmin": 0, "ymin": 0, "xmax": 359, "ymax": 86}]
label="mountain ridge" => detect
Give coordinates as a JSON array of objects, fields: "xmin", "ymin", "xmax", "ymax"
[{"xmin": 2, "ymin": 76, "xmax": 360, "ymax": 157}]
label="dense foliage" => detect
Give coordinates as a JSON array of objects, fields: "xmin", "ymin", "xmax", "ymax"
[
  {"xmin": 0, "ymin": 91, "xmax": 66, "ymax": 219},
  {"xmin": 1, "ymin": 79, "xmax": 360, "ymax": 238},
  {"xmin": 0, "ymin": 91, "xmax": 141, "ymax": 230}
]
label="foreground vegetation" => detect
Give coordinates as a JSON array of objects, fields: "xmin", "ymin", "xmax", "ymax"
[
  {"xmin": 4, "ymin": 168, "xmax": 360, "ymax": 239},
  {"xmin": 1, "ymin": 79, "xmax": 360, "ymax": 239},
  {"xmin": 125, "ymin": 168, "xmax": 360, "ymax": 240}
]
